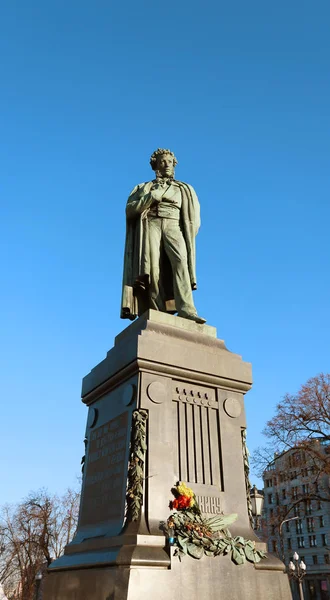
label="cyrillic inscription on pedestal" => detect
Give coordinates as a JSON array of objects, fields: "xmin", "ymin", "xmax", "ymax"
[
  {"xmin": 196, "ymin": 495, "xmax": 222, "ymax": 514},
  {"xmin": 80, "ymin": 412, "xmax": 129, "ymax": 527}
]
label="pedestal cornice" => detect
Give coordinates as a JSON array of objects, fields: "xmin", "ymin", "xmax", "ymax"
[{"xmin": 81, "ymin": 310, "xmax": 252, "ymax": 402}]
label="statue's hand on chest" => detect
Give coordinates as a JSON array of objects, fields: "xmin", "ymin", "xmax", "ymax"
[
  {"xmin": 150, "ymin": 180, "xmax": 168, "ymax": 203},
  {"xmin": 150, "ymin": 181, "xmax": 177, "ymax": 204}
]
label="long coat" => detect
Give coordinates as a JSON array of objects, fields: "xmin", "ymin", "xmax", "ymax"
[{"xmin": 120, "ymin": 180, "xmax": 201, "ymax": 320}]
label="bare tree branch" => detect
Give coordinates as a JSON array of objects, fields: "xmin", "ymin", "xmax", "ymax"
[{"xmin": 0, "ymin": 488, "xmax": 80, "ymax": 600}]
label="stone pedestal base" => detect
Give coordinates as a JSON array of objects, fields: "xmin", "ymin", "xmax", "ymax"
[
  {"xmin": 43, "ymin": 311, "xmax": 291, "ymax": 599},
  {"xmin": 44, "ymin": 552, "xmax": 290, "ymax": 600}
]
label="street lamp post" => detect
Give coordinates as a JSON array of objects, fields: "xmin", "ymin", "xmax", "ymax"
[
  {"xmin": 278, "ymin": 516, "xmax": 299, "ymax": 563},
  {"xmin": 288, "ymin": 551, "xmax": 306, "ymax": 600},
  {"xmin": 250, "ymin": 485, "xmax": 264, "ymax": 530},
  {"xmin": 34, "ymin": 571, "xmax": 42, "ymax": 600}
]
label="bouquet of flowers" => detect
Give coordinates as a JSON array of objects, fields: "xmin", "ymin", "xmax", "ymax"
[{"xmin": 164, "ymin": 481, "xmax": 266, "ymax": 565}]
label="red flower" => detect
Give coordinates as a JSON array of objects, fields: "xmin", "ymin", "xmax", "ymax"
[{"xmin": 171, "ymin": 495, "xmax": 191, "ymax": 510}]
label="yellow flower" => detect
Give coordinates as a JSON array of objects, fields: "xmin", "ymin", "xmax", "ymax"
[
  {"xmin": 189, "ymin": 497, "xmax": 195, "ymax": 507},
  {"xmin": 177, "ymin": 482, "xmax": 194, "ymax": 499}
]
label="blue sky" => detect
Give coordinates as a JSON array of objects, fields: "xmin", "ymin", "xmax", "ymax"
[{"xmin": 1, "ymin": 1, "xmax": 329, "ymax": 503}]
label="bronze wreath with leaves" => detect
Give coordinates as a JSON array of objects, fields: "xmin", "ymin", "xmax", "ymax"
[{"xmin": 126, "ymin": 409, "xmax": 148, "ymax": 521}]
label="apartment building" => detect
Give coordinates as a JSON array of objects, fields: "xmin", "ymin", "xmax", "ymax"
[{"xmin": 262, "ymin": 440, "xmax": 330, "ymax": 600}]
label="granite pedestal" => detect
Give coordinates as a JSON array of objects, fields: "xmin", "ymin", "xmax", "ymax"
[{"xmin": 43, "ymin": 310, "xmax": 291, "ymax": 599}]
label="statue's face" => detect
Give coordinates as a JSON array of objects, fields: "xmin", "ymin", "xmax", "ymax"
[{"xmin": 156, "ymin": 154, "xmax": 175, "ymax": 178}]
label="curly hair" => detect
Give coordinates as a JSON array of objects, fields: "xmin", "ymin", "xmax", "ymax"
[{"xmin": 149, "ymin": 148, "xmax": 178, "ymax": 171}]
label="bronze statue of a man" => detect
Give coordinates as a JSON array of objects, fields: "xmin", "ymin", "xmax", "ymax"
[{"xmin": 121, "ymin": 148, "xmax": 205, "ymax": 324}]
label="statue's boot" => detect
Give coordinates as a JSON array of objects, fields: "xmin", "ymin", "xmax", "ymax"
[
  {"xmin": 194, "ymin": 315, "xmax": 207, "ymax": 324},
  {"xmin": 179, "ymin": 311, "xmax": 206, "ymax": 325}
]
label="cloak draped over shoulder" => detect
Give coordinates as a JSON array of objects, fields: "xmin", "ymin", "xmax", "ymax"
[{"xmin": 120, "ymin": 180, "xmax": 200, "ymax": 320}]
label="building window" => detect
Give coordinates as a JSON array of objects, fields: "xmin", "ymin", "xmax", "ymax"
[
  {"xmin": 302, "ymin": 483, "xmax": 310, "ymax": 495},
  {"xmin": 293, "ymin": 505, "xmax": 300, "ymax": 516},
  {"xmin": 312, "ymin": 555, "xmax": 318, "ymax": 565},
  {"xmin": 272, "ymin": 540, "xmax": 277, "ymax": 553},
  {"xmin": 297, "ymin": 537, "xmax": 305, "ymax": 548},
  {"xmin": 271, "ymin": 525, "xmax": 275, "ymax": 535},
  {"xmin": 307, "ymin": 517, "xmax": 315, "ymax": 533},
  {"xmin": 324, "ymin": 554, "xmax": 329, "ymax": 564},
  {"xmin": 268, "ymin": 494, "xmax": 273, "ymax": 505},
  {"xmin": 285, "ymin": 521, "xmax": 290, "ymax": 533},
  {"xmin": 287, "ymin": 538, "xmax": 292, "ymax": 550},
  {"xmin": 305, "ymin": 500, "xmax": 312, "ymax": 515},
  {"xmin": 296, "ymin": 520, "xmax": 303, "ymax": 534},
  {"xmin": 309, "ymin": 535, "xmax": 317, "ymax": 547},
  {"xmin": 319, "ymin": 515, "xmax": 325, "ymax": 528},
  {"xmin": 266, "ymin": 479, "xmax": 273, "ymax": 488},
  {"xmin": 322, "ymin": 534, "xmax": 327, "ymax": 546},
  {"xmin": 294, "ymin": 452, "xmax": 301, "ymax": 464},
  {"xmin": 282, "ymin": 489, "xmax": 286, "ymax": 500},
  {"xmin": 317, "ymin": 500, "xmax": 322, "ymax": 511},
  {"xmin": 292, "ymin": 487, "xmax": 298, "ymax": 499}
]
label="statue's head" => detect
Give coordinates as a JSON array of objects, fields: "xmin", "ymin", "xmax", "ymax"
[{"xmin": 150, "ymin": 148, "xmax": 178, "ymax": 179}]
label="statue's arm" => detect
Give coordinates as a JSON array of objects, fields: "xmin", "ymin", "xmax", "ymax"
[{"xmin": 126, "ymin": 183, "xmax": 154, "ymax": 219}]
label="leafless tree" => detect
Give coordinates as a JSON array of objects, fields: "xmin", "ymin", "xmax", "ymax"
[
  {"xmin": 0, "ymin": 488, "xmax": 80, "ymax": 600},
  {"xmin": 252, "ymin": 373, "xmax": 330, "ymax": 487}
]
